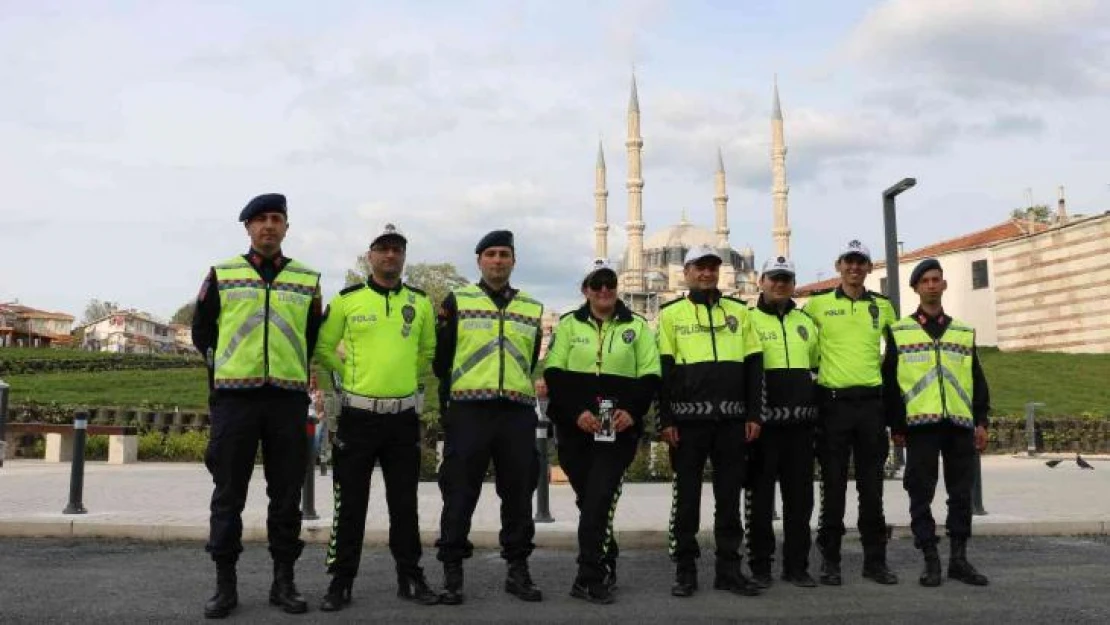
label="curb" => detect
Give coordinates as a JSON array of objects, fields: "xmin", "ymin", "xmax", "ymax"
[{"xmin": 2, "ymin": 520, "xmax": 1106, "ymax": 546}]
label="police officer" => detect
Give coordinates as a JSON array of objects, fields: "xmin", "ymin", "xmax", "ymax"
[
  {"xmin": 433, "ymin": 229, "xmax": 545, "ymax": 604},
  {"xmin": 542, "ymin": 259, "xmax": 661, "ymax": 604},
  {"xmin": 883, "ymin": 258, "xmax": 991, "ymax": 588},
  {"xmin": 657, "ymin": 245, "xmax": 764, "ymax": 598},
  {"xmin": 802, "ymin": 239, "xmax": 898, "ymax": 586},
  {"xmin": 745, "ymin": 256, "xmax": 820, "ymax": 589},
  {"xmin": 313, "ymin": 224, "xmax": 440, "ymax": 610},
  {"xmin": 192, "ymin": 193, "xmax": 322, "ymax": 618}
]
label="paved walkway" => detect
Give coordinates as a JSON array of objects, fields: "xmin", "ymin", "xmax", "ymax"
[{"xmin": 1, "ymin": 454, "xmax": 1107, "ymax": 547}]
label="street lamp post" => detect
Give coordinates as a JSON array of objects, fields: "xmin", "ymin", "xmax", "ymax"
[
  {"xmin": 882, "ymin": 178, "xmax": 916, "ymax": 475},
  {"xmin": 882, "ymin": 178, "xmax": 917, "ymax": 315}
]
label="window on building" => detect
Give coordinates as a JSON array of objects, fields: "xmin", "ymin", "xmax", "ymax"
[
  {"xmin": 879, "ymin": 277, "xmax": 888, "ymax": 296},
  {"xmin": 972, "ymin": 259, "xmax": 989, "ymax": 290}
]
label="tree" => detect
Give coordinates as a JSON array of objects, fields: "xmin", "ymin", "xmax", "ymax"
[
  {"xmin": 170, "ymin": 301, "xmax": 196, "ymax": 325},
  {"xmin": 404, "ymin": 262, "xmax": 470, "ymax": 308},
  {"xmin": 1011, "ymin": 204, "xmax": 1052, "ymax": 224},
  {"xmin": 344, "ymin": 254, "xmax": 371, "ymax": 287},
  {"xmin": 83, "ymin": 299, "xmax": 119, "ymax": 323},
  {"xmin": 344, "ymin": 257, "xmax": 470, "ymax": 307}
]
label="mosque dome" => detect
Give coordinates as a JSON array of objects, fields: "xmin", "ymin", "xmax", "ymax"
[{"xmin": 642, "ymin": 214, "xmax": 719, "ymax": 251}]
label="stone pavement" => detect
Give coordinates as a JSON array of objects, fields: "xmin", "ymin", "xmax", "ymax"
[{"xmin": 1, "ymin": 454, "xmax": 1107, "ymax": 547}]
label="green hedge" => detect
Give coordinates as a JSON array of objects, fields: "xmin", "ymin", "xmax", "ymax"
[{"xmin": 0, "ymin": 352, "xmax": 203, "ymax": 375}]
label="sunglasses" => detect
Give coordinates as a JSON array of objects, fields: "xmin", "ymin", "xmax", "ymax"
[{"xmin": 587, "ymin": 275, "xmax": 618, "ymax": 291}]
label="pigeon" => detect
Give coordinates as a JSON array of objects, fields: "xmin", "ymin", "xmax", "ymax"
[
  {"xmin": 1045, "ymin": 459, "xmax": 1063, "ymax": 468},
  {"xmin": 1076, "ymin": 454, "xmax": 1094, "ymax": 470}
]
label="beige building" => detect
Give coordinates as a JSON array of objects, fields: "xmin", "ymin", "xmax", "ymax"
[
  {"xmin": 593, "ymin": 75, "xmax": 789, "ymax": 319},
  {"xmin": 0, "ymin": 303, "xmax": 75, "ymax": 347},
  {"xmin": 992, "ymin": 212, "xmax": 1110, "ymax": 353}
]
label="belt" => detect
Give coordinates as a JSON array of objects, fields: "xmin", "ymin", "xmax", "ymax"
[
  {"xmin": 343, "ymin": 392, "xmax": 417, "ymax": 414},
  {"xmin": 820, "ymin": 386, "xmax": 882, "ymax": 401}
]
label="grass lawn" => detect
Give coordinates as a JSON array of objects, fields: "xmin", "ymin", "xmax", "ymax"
[
  {"xmin": 2, "ymin": 350, "xmax": 1107, "ymax": 417},
  {"xmin": 978, "ymin": 349, "xmax": 1109, "ymax": 417},
  {"xmin": 5, "ymin": 368, "xmax": 210, "ymax": 409}
]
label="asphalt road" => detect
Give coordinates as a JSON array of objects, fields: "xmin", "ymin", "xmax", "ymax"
[{"xmin": 1, "ymin": 537, "xmax": 1108, "ymax": 623}]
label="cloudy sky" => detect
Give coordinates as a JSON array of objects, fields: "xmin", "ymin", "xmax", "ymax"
[{"xmin": 3, "ymin": 0, "xmax": 1109, "ymax": 320}]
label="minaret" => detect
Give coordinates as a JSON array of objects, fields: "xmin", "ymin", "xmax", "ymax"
[
  {"xmin": 1056, "ymin": 185, "xmax": 1068, "ymax": 224},
  {"xmin": 771, "ymin": 75, "xmax": 792, "ymax": 258},
  {"xmin": 714, "ymin": 147, "xmax": 730, "ymax": 250},
  {"xmin": 624, "ymin": 72, "xmax": 645, "ymax": 292},
  {"xmin": 594, "ymin": 140, "xmax": 609, "ymax": 259},
  {"xmin": 715, "ymin": 148, "xmax": 738, "ymax": 292}
]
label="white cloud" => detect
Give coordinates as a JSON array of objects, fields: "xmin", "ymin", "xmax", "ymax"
[{"xmin": 843, "ymin": 0, "xmax": 1110, "ymax": 98}]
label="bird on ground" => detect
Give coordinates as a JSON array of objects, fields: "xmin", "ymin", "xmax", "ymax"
[
  {"xmin": 1045, "ymin": 459, "xmax": 1063, "ymax": 468},
  {"xmin": 1076, "ymin": 454, "xmax": 1094, "ymax": 470}
]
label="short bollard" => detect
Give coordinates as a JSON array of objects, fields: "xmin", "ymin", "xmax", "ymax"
[
  {"xmin": 971, "ymin": 451, "xmax": 987, "ymax": 516},
  {"xmin": 302, "ymin": 412, "xmax": 319, "ymax": 521},
  {"xmin": 1025, "ymin": 401, "xmax": 1046, "ymax": 457},
  {"xmin": 63, "ymin": 411, "xmax": 89, "ymax": 514},
  {"xmin": 534, "ymin": 399, "xmax": 554, "ymax": 523},
  {"xmin": 0, "ymin": 379, "xmax": 10, "ymax": 468}
]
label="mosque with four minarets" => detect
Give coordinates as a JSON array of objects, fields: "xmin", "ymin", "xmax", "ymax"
[{"xmin": 591, "ymin": 74, "xmax": 793, "ymax": 319}]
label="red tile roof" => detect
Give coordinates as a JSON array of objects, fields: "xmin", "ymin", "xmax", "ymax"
[{"xmin": 0, "ymin": 303, "xmax": 75, "ymax": 321}]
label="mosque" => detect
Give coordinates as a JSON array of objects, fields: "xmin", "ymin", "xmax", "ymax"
[{"xmin": 591, "ymin": 74, "xmax": 793, "ymax": 318}]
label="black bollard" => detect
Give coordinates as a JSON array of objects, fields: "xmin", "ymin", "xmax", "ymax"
[
  {"xmin": 0, "ymin": 379, "xmax": 9, "ymax": 468},
  {"xmin": 302, "ymin": 412, "xmax": 319, "ymax": 521},
  {"xmin": 971, "ymin": 450, "xmax": 987, "ymax": 516},
  {"xmin": 534, "ymin": 399, "xmax": 554, "ymax": 523},
  {"xmin": 63, "ymin": 411, "xmax": 89, "ymax": 514}
]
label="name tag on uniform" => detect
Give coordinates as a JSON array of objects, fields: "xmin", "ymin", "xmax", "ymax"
[
  {"xmin": 461, "ymin": 319, "xmax": 494, "ymax": 331},
  {"xmin": 225, "ymin": 290, "xmax": 259, "ymax": 302}
]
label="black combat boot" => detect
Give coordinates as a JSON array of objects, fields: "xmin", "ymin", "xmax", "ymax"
[
  {"xmin": 947, "ymin": 538, "xmax": 989, "ymax": 586},
  {"xmin": 818, "ymin": 536, "xmax": 842, "ymax": 586},
  {"xmin": 713, "ymin": 559, "xmax": 761, "ymax": 597},
  {"xmin": 397, "ymin": 567, "xmax": 440, "ymax": 605},
  {"xmin": 319, "ymin": 575, "xmax": 352, "ymax": 612},
  {"xmin": 862, "ymin": 543, "xmax": 899, "ymax": 585},
  {"xmin": 602, "ymin": 559, "xmax": 618, "ymax": 591},
  {"xmin": 203, "ymin": 561, "xmax": 238, "ymax": 619},
  {"xmin": 919, "ymin": 544, "xmax": 942, "ymax": 587},
  {"xmin": 440, "ymin": 561, "xmax": 465, "ymax": 605},
  {"xmin": 570, "ymin": 571, "xmax": 615, "ymax": 605},
  {"xmin": 269, "ymin": 561, "xmax": 308, "ymax": 614},
  {"xmin": 670, "ymin": 561, "xmax": 698, "ymax": 597},
  {"xmin": 749, "ymin": 559, "xmax": 774, "ymax": 590},
  {"xmin": 505, "ymin": 560, "xmax": 543, "ymax": 602}
]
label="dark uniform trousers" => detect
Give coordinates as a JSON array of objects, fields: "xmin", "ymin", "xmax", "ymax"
[
  {"xmin": 669, "ymin": 420, "xmax": 748, "ymax": 564},
  {"xmin": 745, "ymin": 423, "xmax": 815, "ymax": 574},
  {"xmin": 815, "ymin": 395, "xmax": 889, "ymax": 559},
  {"xmin": 436, "ymin": 400, "xmax": 540, "ymax": 564},
  {"xmin": 205, "ymin": 389, "xmax": 308, "ymax": 564},
  {"xmin": 903, "ymin": 421, "xmax": 976, "ymax": 549},
  {"xmin": 555, "ymin": 426, "xmax": 638, "ymax": 584},
  {"xmin": 326, "ymin": 407, "xmax": 423, "ymax": 578}
]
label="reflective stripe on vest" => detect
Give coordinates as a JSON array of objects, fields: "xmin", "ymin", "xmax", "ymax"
[
  {"xmin": 449, "ymin": 284, "xmax": 542, "ymax": 406},
  {"xmin": 890, "ymin": 318, "xmax": 975, "ymax": 428},
  {"xmin": 212, "ymin": 256, "xmax": 319, "ymax": 391}
]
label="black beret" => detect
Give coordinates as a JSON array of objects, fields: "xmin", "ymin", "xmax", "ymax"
[
  {"xmin": 475, "ymin": 229, "xmax": 514, "ymax": 255},
  {"xmin": 239, "ymin": 193, "xmax": 287, "ymax": 223},
  {"xmin": 909, "ymin": 258, "xmax": 943, "ymax": 288}
]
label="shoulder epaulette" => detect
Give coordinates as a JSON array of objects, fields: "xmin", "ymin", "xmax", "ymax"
[
  {"xmin": 339, "ymin": 283, "xmax": 366, "ymax": 296},
  {"xmin": 631, "ymin": 311, "xmax": 648, "ymax": 322},
  {"xmin": 722, "ymin": 295, "xmax": 746, "ymax": 306},
  {"xmin": 558, "ymin": 310, "xmax": 575, "ymax": 320},
  {"xmin": 403, "ymin": 284, "xmax": 428, "ymax": 297},
  {"xmin": 659, "ymin": 297, "xmax": 686, "ymax": 310},
  {"xmin": 797, "ymin": 307, "xmax": 815, "ymax": 320},
  {"xmin": 868, "ymin": 290, "xmax": 889, "ymax": 300},
  {"xmin": 807, "ymin": 287, "xmax": 836, "ymax": 296}
]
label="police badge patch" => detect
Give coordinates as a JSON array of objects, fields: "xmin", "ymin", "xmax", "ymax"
[
  {"xmin": 797, "ymin": 325, "xmax": 809, "ymax": 341},
  {"xmin": 726, "ymin": 315, "xmax": 739, "ymax": 333},
  {"xmin": 401, "ymin": 305, "xmax": 416, "ymax": 324},
  {"xmin": 622, "ymin": 329, "xmax": 636, "ymax": 344}
]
